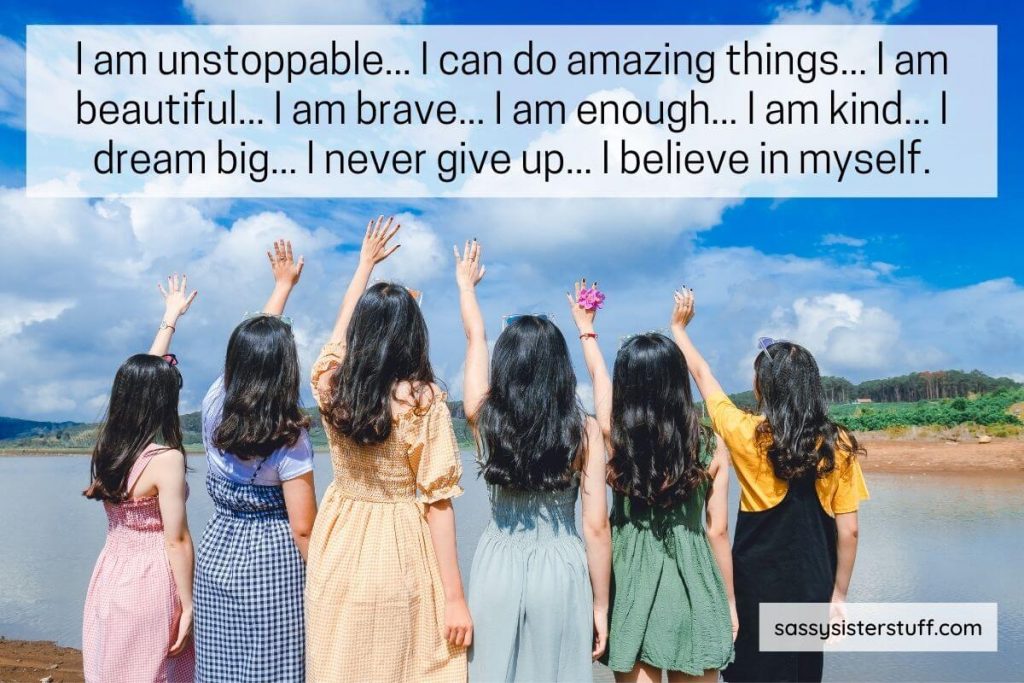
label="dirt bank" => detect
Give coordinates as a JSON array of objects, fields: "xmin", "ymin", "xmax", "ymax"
[
  {"xmin": 0, "ymin": 637, "xmax": 83, "ymax": 683},
  {"xmin": 856, "ymin": 435, "xmax": 1024, "ymax": 474}
]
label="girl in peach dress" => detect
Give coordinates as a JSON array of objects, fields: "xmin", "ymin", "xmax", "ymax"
[{"xmin": 305, "ymin": 216, "xmax": 471, "ymax": 683}]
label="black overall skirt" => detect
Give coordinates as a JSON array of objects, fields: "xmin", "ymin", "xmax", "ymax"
[{"xmin": 723, "ymin": 476, "xmax": 837, "ymax": 683}]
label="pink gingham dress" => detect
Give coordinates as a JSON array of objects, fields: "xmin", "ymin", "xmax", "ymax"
[{"xmin": 82, "ymin": 444, "xmax": 194, "ymax": 683}]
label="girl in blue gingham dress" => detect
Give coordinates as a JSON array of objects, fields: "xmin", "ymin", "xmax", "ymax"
[
  {"xmin": 193, "ymin": 243, "xmax": 318, "ymax": 682},
  {"xmin": 193, "ymin": 375, "xmax": 314, "ymax": 682}
]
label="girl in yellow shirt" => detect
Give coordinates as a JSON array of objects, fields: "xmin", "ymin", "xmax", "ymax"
[{"xmin": 670, "ymin": 289, "xmax": 868, "ymax": 683}]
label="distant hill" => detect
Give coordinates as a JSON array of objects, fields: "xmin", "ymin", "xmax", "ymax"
[
  {"xmin": 0, "ymin": 403, "xmax": 473, "ymax": 451},
  {"xmin": 0, "ymin": 416, "xmax": 85, "ymax": 442},
  {"xmin": 727, "ymin": 369, "xmax": 1021, "ymax": 409}
]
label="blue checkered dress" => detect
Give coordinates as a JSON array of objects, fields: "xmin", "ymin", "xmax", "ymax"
[{"xmin": 194, "ymin": 471, "xmax": 305, "ymax": 682}]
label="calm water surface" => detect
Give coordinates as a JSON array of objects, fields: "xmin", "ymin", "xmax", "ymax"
[{"xmin": 0, "ymin": 454, "xmax": 1021, "ymax": 682}]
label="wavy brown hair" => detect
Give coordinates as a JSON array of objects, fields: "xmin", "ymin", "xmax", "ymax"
[
  {"xmin": 753, "ymin": 341, "xmax": 864, "ymax": 480},
  {"xmin": 213, "ymin": 316, "xmax": 310, "ymax": 459},
  {"xmin": 322, "ymin": 283, "xmax": 435, "ymax": 445},
  {"xmin": 608, "ymin": 333, "xmax": 710, "ymax": 507}
]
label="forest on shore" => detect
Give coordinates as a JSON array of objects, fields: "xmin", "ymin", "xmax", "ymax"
[{"xmin": 1, "ymin": 369, "xmax": 1021, "ymax": 451}]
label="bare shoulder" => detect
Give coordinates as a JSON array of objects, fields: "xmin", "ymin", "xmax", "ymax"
[{"xmin": 149, "ymin": 447, "xmax": 186, "ymax": 475}]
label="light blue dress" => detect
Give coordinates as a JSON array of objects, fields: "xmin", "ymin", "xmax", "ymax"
[{"xmin": 468, "ymin": 484, "xmax": 593, "ymax": 683}]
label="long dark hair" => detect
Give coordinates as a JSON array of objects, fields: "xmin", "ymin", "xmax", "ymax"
[
  {"xmin": 609, "ymin": 333, "xmax": 711, "ymax": 507},
  {"xmin": 475, "ymin": 316, "xmax": 586, "ymax": 492},
  {"xmin": 322, "ymin": 282, "xmax": 435, "ymax": 445},
  {"xmin": 213, "ymin": 316, "xmax": 310, "ymax": 459},
  {"xmin": 85, "ymin": 354, "xmax": 183, "ymax": 502},
  {"xmin": 753, "ymin": 341, "xmax": 864, "ymax": 480}
]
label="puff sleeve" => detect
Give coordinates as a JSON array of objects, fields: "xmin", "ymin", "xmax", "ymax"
[
  {"xmin": 310, "ymin": 342, "xmax": 345, "ymax": 411},
  {"xmin": 406, "ymin": 396, "xmax": 464, "ymax": 504}
]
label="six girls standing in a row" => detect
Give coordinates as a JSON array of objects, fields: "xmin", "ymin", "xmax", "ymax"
[{"xmin": 82, "ymin": 217, "xmax": 865, "ymax": 683}]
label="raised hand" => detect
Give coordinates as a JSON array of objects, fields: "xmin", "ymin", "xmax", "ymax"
[
  {"xmin": 267, "ymin": 239, "xmax": 304, "ymax": 288},
  {"xmin": 671, "ymin": 287, "xmax": 695, "ymax": 330},
  {"xmin": 361, "ymin": 215, "xmax": 401, "ymax": 266},
  {"xmin": 157, "ymin": 273, "xmax": 198, "ymax": 319},
  {"xmin": 453, "ymin": 239, "xmax": 486, "ymax": 290},
  {"xmin": 566, "ymin": 278, "xmax": 599, "ymax": 333}
]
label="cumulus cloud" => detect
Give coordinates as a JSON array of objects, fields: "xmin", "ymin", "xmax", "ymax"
[
  {"xmin": 0, "ymin": 295, "xmax": 73, "ymax": 341},
  {"xmin": 183, "ymin": 0, "xmax": 424, "ymax": 24},
  {"xmin": 1, "ymin": 187, "xmax": 1022, "ymax": 419},
  {"xmin": 766, "ymin": 293, "xmax": 902, "ymax": 371}
]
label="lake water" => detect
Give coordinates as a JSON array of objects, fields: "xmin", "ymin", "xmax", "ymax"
[{"xmin": 0, "ymin": 454, "xmax": 1021, "ymax": 682}]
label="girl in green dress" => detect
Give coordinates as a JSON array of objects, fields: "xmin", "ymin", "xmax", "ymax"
[{"xmin": 568, "ymin": 280, "xmax": 736, "ymax": 682}]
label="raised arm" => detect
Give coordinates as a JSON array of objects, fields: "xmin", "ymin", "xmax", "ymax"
[
  {"xmin": 315, "ymin": 216, "xmax": 401, "ymax": 400},
  {"xmin": 327, "ymin": 215, "xmax": 401, "ymax": 347},
  {"xmin": 454, "ymin": 240, "xmax": 488, "ymax": 422},
  {"xmin": 567, "ymin": 279, "xmax": 612, "ymax": 438},
  {"xmin": 149, "ymin": 274, "xmax": 198, "ymax": 357},
  {"xmin": 670, "ymin": 288, "xmax": 725, "ymax": 402},
  {"xmin": 262, "ymin": 239, "xmax": 304, "ymax": 316}
]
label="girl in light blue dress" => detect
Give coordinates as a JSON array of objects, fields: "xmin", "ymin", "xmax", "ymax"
[{"xmin": 454, "ymin": 240, "xmax": 611, "ymax": 682}]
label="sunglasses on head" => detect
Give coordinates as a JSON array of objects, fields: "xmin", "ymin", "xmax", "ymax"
[
  {"xmin": 757, "ymin": 337, "xmax": 789, "ymax": 361},
  {"xmin": 242, "ymin": 312, "xmax": 294, "ymax": 327},
  {"xmin": 161, "ymin": 354, "xmax": 184, "ymax": 388},
  {"xmin": 618, "ymin": 328, "xmax": 669, "ymax": 348},
  {"xmin": 502, "ymin": 313, "xmax": 553, "ymax": 330}
]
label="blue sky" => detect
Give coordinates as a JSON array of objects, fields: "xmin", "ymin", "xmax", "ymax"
[{"xmin": 0, "ymin": 0, "xmax": 1021, "ymax": 421}]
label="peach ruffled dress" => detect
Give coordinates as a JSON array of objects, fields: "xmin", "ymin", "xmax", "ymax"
[{"xmin": 305, "ymin": 343, "xmax": 467, "ymax": 683}]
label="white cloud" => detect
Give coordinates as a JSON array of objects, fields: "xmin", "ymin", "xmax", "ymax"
[
  {"xmin": 0, "ymin": 35, "xmax": 25, "ymax": 129},
  {"xmin": 767, "ymin": 293, "xmax": 902, "ymax": 370},
  {"xmin": 184, "ymin": 0, "xmax": 424, "ymax": 24},
  {"xmin": 821, "ymin": 233, "xmax": 868, "ymax": 247},
  {"xmin": 0, "ymin": 295, "xmax": 73, "ymax": 341},
  {"xmin": 371, "ymin": 212, "xmax": 447, "ymax": 285}
]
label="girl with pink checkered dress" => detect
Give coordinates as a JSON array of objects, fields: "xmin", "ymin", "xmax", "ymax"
[{"xmin": 82, "ymin": 275, "xmax": 198, "ymax": 683}]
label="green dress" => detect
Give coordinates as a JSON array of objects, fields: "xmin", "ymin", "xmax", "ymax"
[{"xmin": 605, "ymin": 442, "xmax": 735, "ymax": 674}]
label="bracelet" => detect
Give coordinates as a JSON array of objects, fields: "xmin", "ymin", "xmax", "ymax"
[
  {"xmin": 159, "ymin": 320, "xmax": 176, "ymax": 332},
  {"xmin": 579, "ymin": 332, "xmax": 598, "ymax": 340}
]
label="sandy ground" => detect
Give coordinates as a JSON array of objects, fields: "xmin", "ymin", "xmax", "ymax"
[
  {"xmin": 0, "ymin": 637, "xmax": 83, "ymax": 683},
  {"xmin": 0, "ymin": 639, "xmax": 616, "ymax": 683},
  {"xmin": 855, "ymin": 435, "xmax": 1024, "ymax": 474}
]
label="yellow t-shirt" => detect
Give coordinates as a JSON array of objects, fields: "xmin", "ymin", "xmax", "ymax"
[{"xmin": 705, "ymin": 392, "xmax": 869, "ymax": 516}]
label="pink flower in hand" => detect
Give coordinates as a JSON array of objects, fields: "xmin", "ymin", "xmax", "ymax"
[{"xmin": 577, "ymin": 285, "xmax": 606, "ymax": 312}]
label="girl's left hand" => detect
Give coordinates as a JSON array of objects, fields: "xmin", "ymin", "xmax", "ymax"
[
  {"xmin": 443, "ymin": 597, "xmax": 474, "ymax": 648},
  {"xmin": 267, "ymin": 239, "xmax": 305, "ymax": 287},
  {"xmin": 158, "ymin": 274, "xmax": 198, "ymax": 318}
]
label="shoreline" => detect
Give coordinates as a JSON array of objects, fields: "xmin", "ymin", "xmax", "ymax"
[
  {"xmin": 3, "ymin": 436, "xmax": 1022, "ymax": 475},
  {"xmin": 0, "ymin": 637, "xmax": 83, "ymax": 683}
]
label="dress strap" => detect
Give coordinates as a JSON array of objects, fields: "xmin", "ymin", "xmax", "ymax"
[{"xmin": 125, "ymin": 443, "xmax": 162, "ymax": 494}]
